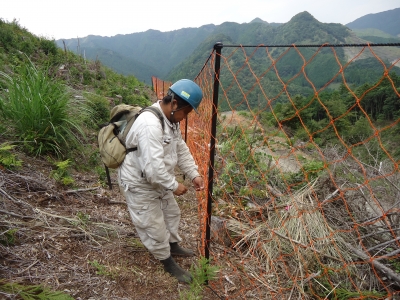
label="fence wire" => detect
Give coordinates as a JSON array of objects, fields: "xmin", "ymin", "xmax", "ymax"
[{"xmin": 155, "ymin": 43, "xmax": 400, "ymax": 299}]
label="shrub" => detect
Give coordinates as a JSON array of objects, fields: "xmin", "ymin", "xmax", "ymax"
[
  {"xmin": 39, "ymin": 38, "xmax": 58, "ymax": 56},
  {"xmin": 50, "ymin": 159, "xmax": 75, "ymax": 186},
  {"xmin": 82, "ymin": 92, "xmax": 110, "ymax": 128}
]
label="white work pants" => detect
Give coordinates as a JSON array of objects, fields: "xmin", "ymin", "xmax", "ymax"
[{"xmin": 122, "ymin": 186, "xmax": 182, "ymax": 260}]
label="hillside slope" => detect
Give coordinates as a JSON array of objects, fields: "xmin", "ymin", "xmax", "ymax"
[
  {"xmin": 0, "ymin": 18, "xmax": 214, "ymax": 300},
  {"xmin": 346, "ymin": 7, "xmax": 400, "ymax": 37},
  {"xmin": 57, "ymin": 25, "xmax": 216, "ymax": 82}
]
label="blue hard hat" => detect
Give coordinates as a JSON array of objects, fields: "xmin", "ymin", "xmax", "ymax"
[{"xmin": 169, "ymin": 79, "xmax": 203, "ymax": 113}]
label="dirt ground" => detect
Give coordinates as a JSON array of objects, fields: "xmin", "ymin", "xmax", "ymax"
[{"xmin": 0, "ymin": 153, "xmax": 217, "ymax": 300}]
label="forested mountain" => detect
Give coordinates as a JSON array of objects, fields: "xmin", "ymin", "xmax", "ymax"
[
  {"xmin": 346, "ymin": 7, "xmax": 400, "ymax": 37},
  {"xmin": 56, "ymin": 8, "xmax": 400, "ymax": 85},
  {"xmin": 57, "ymin": 25, "xmax": 217, "ymax": 83},
  {"xmin": 167, "ymin": 11, "xmax": 400, "ymax": 111}
]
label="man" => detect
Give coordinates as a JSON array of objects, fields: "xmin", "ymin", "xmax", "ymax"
[{"xmin": 118, "ymin": 79, "xmax": 204, "ymax": 283}]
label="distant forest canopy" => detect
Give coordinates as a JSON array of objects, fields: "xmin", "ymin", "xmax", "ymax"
[{"xmin": 214, "ymin": 47, "xmax": 400, "ymax": 112}]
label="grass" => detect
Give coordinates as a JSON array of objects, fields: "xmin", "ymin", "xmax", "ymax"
[{"xmin": 0, "ymin": 59, "xmax": 88, "ymax": 156}]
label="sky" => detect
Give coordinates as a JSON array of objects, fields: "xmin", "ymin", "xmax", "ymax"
[{"xmin": 2, "ymin": 0, "xmax": 400, "ymax": 40}]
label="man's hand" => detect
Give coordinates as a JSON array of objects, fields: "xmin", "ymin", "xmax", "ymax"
[
  {"xmin": 173, "ymin": 183, "xmax": 188, "ymax": 196},
  {"xmin": 192, "ymin": 176, "xmax": 204, "ymax": 191}
]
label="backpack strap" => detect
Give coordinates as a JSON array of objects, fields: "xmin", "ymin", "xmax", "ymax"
[
  {"xmin": 126, "ymin": 106, "xmax": 165, "ymax": 154},
  {"xmin": 143, "ymin": 106, "xmax": 165, "ymax": 131}
]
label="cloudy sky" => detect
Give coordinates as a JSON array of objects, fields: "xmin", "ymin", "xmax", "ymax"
[{"xmin": 2, "ymin": 0, "xmax": 400, "ymax": 40}]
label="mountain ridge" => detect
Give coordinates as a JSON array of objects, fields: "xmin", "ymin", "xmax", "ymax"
[
  {"xmin": 56, "ymin": 8, "xmax": 400, "ymax": 83},
  {"xmin": 346, "ymin": 7, "xmax": 400, "ymax": 37}
]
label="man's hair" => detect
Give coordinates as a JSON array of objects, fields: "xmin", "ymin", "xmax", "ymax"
[{"xmin": 162, "ymin": 92, "xmax": 189, "ymax": 109}]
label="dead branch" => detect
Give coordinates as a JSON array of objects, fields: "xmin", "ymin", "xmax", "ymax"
[
  {"xmin": 0, "ymin": 209, "xmax": 35, "ymax": 220},
  {"xmin": 17, "ymin": 260, "xmax": 39, "ymax": 274},
  {"xmin": 360, "ymin": 227, "xmax": 400, "ymax": 239},
  {"xmin": 358, "ymin": 160, "xmax": 400, "ymax": 193},
  {"xmin": 12, "ymin": 173, "xmax": 50, "ymax": 190},
  {"xmin": 375, "ymin": 248, "xmax": 400, "ymax": 261},
  {"xmin": 345, "ymin": 242, "xmax": 400, "ymax": 286},
  {"xmin": 64, "ymin": 187, "xmax": 99, "ymax": 194},
  {"xmin": 0, "ymin": 187, "xmax": 30, "ymax": 207},
  {"xmin": 107, "ymin": 200, "xmax": 126, "ymax": 205},
  {"xmin": 302, "ymin": 270, "xmax": 321, "ymax": 285},
  {"xmin": 266, "ymin": 183, "xmax": 283, "ymax": 197},
  {"xmin": 366, "ymin": 237, "xmax": 400, "ymax": 252}
]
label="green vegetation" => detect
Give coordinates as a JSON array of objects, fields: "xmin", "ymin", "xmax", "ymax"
[
  {"xmin": 215, "ymin": 47, "xmax": 400, "ymax": 112},
  {"xmin": 75, "ymin": 211, "xmax": 91, "ymax": 227},
  {"xmin": 0, "ymin": 60, "xmax": 87, "ymax": 156},
  {"xmin": 0, "ymin": 142, "xmax": 23, "ymax": 169},
  {"xmin": 0, "ymin": 18, "xmax": 151, "ymax": 165},
  {"xmin": 260, "ymin": 72, "xmax": 400, "ymax": 160},
  {"xmin": 217, "ymin": 126, "xmax": 269, "ymax": 201},
  {"xmin": 1, "ymin": 15, "xmax": 398, "ymax": 300},
  {"xmin": 351, "ymin": 28, "xmax": 399, "ymax": 40},
  {"xmin": 179, "ymin": 257, "xmax": 219, "ymax": 300},
  {"xmin": 284, "ymin": 160, "xmax": 325, "ymax": 189},
  {"xmin": 0, "ymin": 228, "xmax": 18, "ymax": 246},
  {"xmin": 346, "ymin": 7, "xmax": 400, "ymax": 37},
  {"xmin": 58, "ymin": 25, "xmax": 215, "ymax": 82},
  {"xmin": 168, "ymin": 13, "xmax": 400, "ymax": 111},
  {"xmin": 0, "ymin": 280, "xmax": 74, "ymax": 300},
  {"xmin": 50, "ymin": 159, "xmax": 75, "ymax": 186},
  {"xmin": 88, "ymin": 260, "xmax": 116, "ymax": 278},
  {"xmin": 0, "ymin": 18, "xmax": 154, "ymax": 296},
  {"xmin": 311, "ymin": 276, "xmax": 387, "ymax": 300}
]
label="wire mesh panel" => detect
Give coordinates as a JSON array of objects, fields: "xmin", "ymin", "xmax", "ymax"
[{"xmin": 157, "ymin": 43, "xmax": 400, "ymax": 299}]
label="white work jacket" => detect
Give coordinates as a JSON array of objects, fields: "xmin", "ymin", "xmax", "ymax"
[{"xmin": 118, "ymin": 101, "xmax": 200, "ymax": 193}]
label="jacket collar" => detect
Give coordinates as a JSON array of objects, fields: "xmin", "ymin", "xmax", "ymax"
[{"xmin": 155, "ymin": 101, "xmax": 179, "ymax": 129}]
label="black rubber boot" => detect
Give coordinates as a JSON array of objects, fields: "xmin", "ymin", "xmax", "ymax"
[
  {"xmin": 170, "ymin": 242, "xmax": 195, "ymax": 257},
  {"xmin": 160, "ymin": 256, "xmax": 192, "ymax": 283}
]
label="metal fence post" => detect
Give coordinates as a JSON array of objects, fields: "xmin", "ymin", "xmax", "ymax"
[{"xmin": 205, "ymin": 42, "xmax": 223, "ymax": 262}]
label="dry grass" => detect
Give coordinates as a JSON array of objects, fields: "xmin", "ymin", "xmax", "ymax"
[{"xmin": 223, "ymin": 180, "xmax": 355, "ymax": 299}]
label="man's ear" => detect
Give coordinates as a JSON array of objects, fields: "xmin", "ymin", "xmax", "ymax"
[{"xmin": 171, "ymin": 99, "xmax": 178, "ymax": 110}]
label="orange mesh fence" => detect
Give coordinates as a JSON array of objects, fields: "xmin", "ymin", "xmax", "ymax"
[
  {"xmin": 151, "ymin": 76, "xmax": 171, "ymax": 99},
  {"xmin": 156, "ymin": 42, "xmax": 400, "ymax": 299}
]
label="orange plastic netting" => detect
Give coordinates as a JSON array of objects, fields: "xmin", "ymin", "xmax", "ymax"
[
  {"xmin": 156, "ymin": 43, "xmax": 400, "ymax": 299},
  {"xmin": 151, "ymin": 76, "xmax": 171, "ymax": 100}
]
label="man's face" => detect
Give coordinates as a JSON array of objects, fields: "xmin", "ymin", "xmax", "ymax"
[{"xmin": 171, "ymin": 101, "xmax": 193, "ymax": 123}]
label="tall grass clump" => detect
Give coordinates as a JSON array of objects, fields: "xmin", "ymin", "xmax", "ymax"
[{"xmin": 0, "ymin": 60, "xmax": 87, "ymax": 156}]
